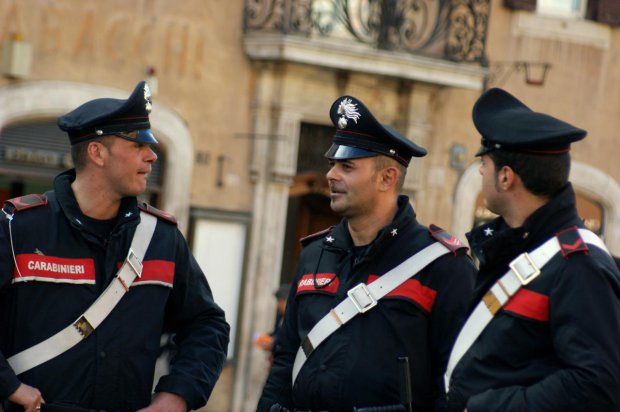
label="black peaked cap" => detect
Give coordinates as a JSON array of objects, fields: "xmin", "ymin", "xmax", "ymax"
[
  {"xmin": 473, "ymin": 88, "xmax": 586, "ymax": 156},
  {"xmin": 58, "ymin": 81, "xmax": 157, "ymax": 145},
  {"xmin": 325, "ymin": 95, "xmax": 426, "ymax": 167}
]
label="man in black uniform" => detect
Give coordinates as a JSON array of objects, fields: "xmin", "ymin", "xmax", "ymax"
[
  {"xmin": 444, "ymin": 88, "xmax": 620, "ymax": 411},
  {"xmin": 258, "ymin": 96, "xmax": 476, "ymax": 412},
  {"xmin": 0, "ymin": 82, "xmax": 230, "ymax": 411}
]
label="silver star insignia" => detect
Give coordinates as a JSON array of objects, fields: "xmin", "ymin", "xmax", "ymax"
[
  {"xmin": 484, "ymin": 227, "xmax": 494, "ymax": 236},
  {"xmin": 326, "ymin": 236, "xmax": 335, "ymax": 243},
  {"xmin": 125, "ymin": 212, "xmax": 133, "ymax": 218},
  {"xmin": 391, "ymin": 229, "xmax": 398, "ymax": 237}
]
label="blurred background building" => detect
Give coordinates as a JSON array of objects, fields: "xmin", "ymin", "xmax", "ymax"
[{"xmin": 0, "ymin": 0, "xmax": 618, "ymax": 410}]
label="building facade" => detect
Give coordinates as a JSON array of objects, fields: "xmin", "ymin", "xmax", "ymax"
[{"xmin": 0, "ymin": 0, "xmax": 619, "ymax": 411}]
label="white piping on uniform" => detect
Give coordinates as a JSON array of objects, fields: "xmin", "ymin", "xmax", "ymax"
[{"xmin": 3, "ymin": 208, "xmax": 23, "ymax": 278}]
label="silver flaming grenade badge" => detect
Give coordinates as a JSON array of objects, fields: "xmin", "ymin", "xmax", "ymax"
[
  {"xmin": 144, "ymin": 83, "xmax": 153, "ymax": 114},
  {"xmin": 337, "ymin": 98, "xmax": 361, "ymax": 129}
]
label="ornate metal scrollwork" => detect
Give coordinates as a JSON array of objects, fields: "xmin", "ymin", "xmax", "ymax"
[
  {"xmin": 244, "ymin": 0, "xmax": 489, "ymax": 63},
  {"xmin": 445, "ymin": 0, "xmax": 490, "ymax": 63}
]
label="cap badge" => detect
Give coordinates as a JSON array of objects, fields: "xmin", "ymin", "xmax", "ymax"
[
  {"xmin": 337, "ymin": 98, "xmax": 361, "ymax": 129},
  {"xmin": 143, "ymin": 83, "xmax": 153, "ymax": 114}
]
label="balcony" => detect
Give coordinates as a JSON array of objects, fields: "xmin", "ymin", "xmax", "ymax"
[{"xmin": 243, "ymin": 0, "xmax": 490, "ymax": 89}]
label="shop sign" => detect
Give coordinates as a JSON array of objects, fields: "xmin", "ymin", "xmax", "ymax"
[{"xmin": 3, "ymin": 145, "xmax": 72, "ymax": 168}]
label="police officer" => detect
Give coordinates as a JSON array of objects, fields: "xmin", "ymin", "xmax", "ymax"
[
  {"xmin": 0, "ymin": 82, "xmax": 230, "ymax": 412},
  {"xmin": 258, "ymin": 96, "xmax": 476, "ymax": 412},
  {"xmin": 444, "ymin": 88, "xmax": 620, "ymax": 411}
]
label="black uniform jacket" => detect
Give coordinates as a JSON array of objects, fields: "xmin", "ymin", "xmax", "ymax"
[
  {"xmin": 0, "ymin": 170, "xmax": 230, "ymax": 411},
  {"xmin": 447, "ymin": 184, "xmax": 620, "ymax": 412},
  {"xmin": 258, "ymin": 196, "xmax": 476, "ymax": 412}
]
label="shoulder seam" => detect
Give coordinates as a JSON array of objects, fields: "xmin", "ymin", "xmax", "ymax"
[
  {"xmin": 138, "ymin": 202, "xmax": 177, "ymax": 225},
  {"xmin": 4, "ymin": 194, "xmax": 48, "ymax": 212},
  {"xmin": 300, "ymin": 226, "xmax": 334, "ymax": 247},
  {"xmin": 428, "ymin": 223, "xmax": 467, "ymax": 254}
]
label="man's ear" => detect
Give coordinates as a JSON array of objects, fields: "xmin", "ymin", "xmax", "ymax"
[
  {"xmin": 498, "ymin": 165, "xmax": 517, "ymax": 190},
  {"xmin": 379, "ymin": 166, "xmax": 399, "ymax": 191},
  {"xmin": 87, "ymin": 141, "xmax": 107, "ymax": 167}
]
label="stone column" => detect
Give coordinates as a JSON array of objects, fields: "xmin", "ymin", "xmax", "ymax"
[
  {"xmin": 400, "ymin": 83, "xmax": 435, "ymax": 202},
  {"xmin": 232, "ymin": 62, "xmax": 301, "ymax": 412}
]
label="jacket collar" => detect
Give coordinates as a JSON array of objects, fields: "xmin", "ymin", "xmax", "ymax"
[
  {"xmin": 321, "ymin": 195, "xmax": 417, "ymax": 257},
  {"xmin": 54, "ymin": 169, "xmax": 140, "ymax": 235},
  {"xmin": 467, "ymin": 183, "xmax": 581, "ymax": 268}
]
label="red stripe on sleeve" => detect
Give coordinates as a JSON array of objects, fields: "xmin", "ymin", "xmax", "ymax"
[
  {"xmin": 504, "ymin": 288, "xmax": 549, "ymax": 321},
  {"xmin": 367, "ymin": 275, "xmax": 437, "ymax": 312},
  {"xmin": 134, "ymin": 260, "xmax": 175, "ymax": 285}
]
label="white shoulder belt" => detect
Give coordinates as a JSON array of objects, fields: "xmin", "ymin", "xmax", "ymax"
[
  {"xmin": 444, "ymin": 228, "xmax": 610, "ymax": 392},
  {"xmin": 7, "ymin": 212, "xmax": 158, "ymax": 375},
  {"xmin": 292, "ymin": 241, "xmax": 453, "ymax": 384}
]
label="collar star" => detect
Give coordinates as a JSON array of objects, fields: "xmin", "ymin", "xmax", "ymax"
[
  {"xmin": 326, "ymin": 236, "xmax": 335, "ymax": 243},
  {"xmin": 125, "ymin": 212, "xmax": 133, "ymax": 218},
  {"xmin": 391, "ymin": 228, "xmax": 398, "ymax": 237},
  {"xmin": 484, "ymin": 227, "xmax": 494, "ymax": 237}
]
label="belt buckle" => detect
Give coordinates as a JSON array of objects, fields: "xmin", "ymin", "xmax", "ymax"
[
  {"xmin": 509, "ymin": 252, "xmax": 541, "ymax": 285},
  {"xmin": 347, "ymin": 283, "xmax": 377, "ymax": 313},
  {"xmin": 74, "ymin": 316, "xmax": 94, "ymax": 339},
  {"xmin": 125, "ymin": 248, "xmax": 143, "ymax": 278}
]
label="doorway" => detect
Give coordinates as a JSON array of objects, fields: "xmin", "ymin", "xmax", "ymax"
[{"xmin": 279, "ymin": 123, "xmax": 340, "ymax": 284}]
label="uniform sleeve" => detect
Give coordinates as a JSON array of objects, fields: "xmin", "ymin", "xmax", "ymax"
[
  {"xmin": 154, "ymin": 230, "xmax": 230, "ymax": 410},
  {"xmin": 257, "ymin": 277, "xmax": 300, "ymax": 411},
  {"xmin": 0, "ymin": 211, "xmax": 23, "ymax": 399},
  {"xmin": 466, "ymin": 254, "xmax": 620, "ymax": 412},
  {"xmin": 428, "ymin": 251, "xmax": 477, "ymax": 406}
]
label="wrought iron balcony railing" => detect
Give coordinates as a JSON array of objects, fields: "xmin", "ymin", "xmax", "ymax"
[{"xmin": 244, "ymin": 0, "xmax": 490, "ymax": 64}]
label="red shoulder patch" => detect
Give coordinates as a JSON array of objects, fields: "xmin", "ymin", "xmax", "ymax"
[
  {"xmin": 556, "ymin": 226, "xmax": 588, "ymax": 258},
  {"xmin": 5, "ymin": 194, "xmax": 48, "ymax": 212},
  {"xmin": 300, "ymin": 226, "xmax": 334, "ymax": 247},
  {"xmin": 428, "ymin": 224, "xmax": 467, "ymax": 254},
  {"xmin": 138, "ymin": 202, "xmax": 177, "ymax": 225}
]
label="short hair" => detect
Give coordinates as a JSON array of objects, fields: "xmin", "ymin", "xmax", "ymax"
[
  {"xmin": 373, "ymin": 155, "xmax": 407, "ymax": 192},
  {"xmin": 489, "ymin": 150, "xmax": 570, "ymax": 197},
  {"xmin": 70, "ymin": 136, "xmax": 110, "ymax": 171}
]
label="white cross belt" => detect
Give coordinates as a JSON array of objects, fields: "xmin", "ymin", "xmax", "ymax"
[
  {"xmin": 292, "ymin": 241, "xmax": 452, "ymax": 384},
  {"xmin": 444, "ymin": 229, "xmax": 609, "ymax": 392}
]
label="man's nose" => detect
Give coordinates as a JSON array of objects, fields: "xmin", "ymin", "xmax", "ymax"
[
  {"xmin": 146, "ymin": 146, "xmax": 158, "ymax": 162},
  {"xmin": 326, "ymin": 164, "xmax": 338, "ymax": 180}
]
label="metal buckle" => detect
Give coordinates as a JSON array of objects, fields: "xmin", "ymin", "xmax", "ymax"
[
  {"xmin": 125, "ymin": 248, "xmax": 143, "ymax": 278},
  {"xmin": 347, "ymin": 283, "xmax": 377, "ymax": 313},
  {"xmin": 74, "ymin": 316, "xmax": 94, "ymax": 339},
  {"xmin": 509, "ymin": 252, "xmax": 541, "ymax": 285}
]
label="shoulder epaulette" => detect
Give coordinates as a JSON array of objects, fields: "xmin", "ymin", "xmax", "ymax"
[
  {"xmin": 4, "ymin": 194, "xmax": 48, "ymax": 212},
  {"xmin": 300, "ymin": 226, "xmax": 334, "ymax": 247},
  {"xmin": 428, "ymin": 224, "xmax": 467, "ymax": 254},
  {"xmin": 556, "ymin": 226, "xmax": 588, "ymax": 258},
  {"xmin": 138, "ymin": 202, "xmax": 177, "ymax": 225}
]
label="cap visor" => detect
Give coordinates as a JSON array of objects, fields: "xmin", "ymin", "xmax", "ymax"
[
  {"xmin": 136, "ymin": 129, "xmax": 158, "ymax": 144},
  {"xmin": 475, "ymin": 145, "xmax": 492, "ymax": 157},
  {"xmin": 324, "ymin": 144, "xmax": 378, "ymax": 160}
]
